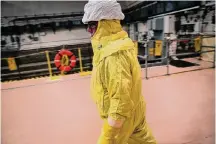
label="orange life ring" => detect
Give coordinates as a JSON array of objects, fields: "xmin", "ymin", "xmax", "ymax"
[{"xmin": 54, "ymin": 49, "xmax": 76, "ymax": 72}]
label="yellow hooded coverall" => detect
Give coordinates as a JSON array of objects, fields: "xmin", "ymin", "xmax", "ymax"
[{"xmin": 91, "ymin": 20, "xmax": 157, "ymax": 144}]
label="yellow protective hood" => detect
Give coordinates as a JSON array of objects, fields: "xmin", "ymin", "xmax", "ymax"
[{"xmin": 91, "ymin": 20, "xmax": 135, "ymax": 66}]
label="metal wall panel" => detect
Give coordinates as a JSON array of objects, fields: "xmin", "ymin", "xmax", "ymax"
[{"xmin": 155, "ymin": 17, "xmax": 164, "ymax": 30}]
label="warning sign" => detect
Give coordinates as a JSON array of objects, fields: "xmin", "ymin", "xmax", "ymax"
[
  {"xmin": 155, "ymin": 40, "xmax": 162, "ymax": 56},
  {"xmin": 7, "ymin": 57, "xmax": 17, "ymax": 71},
  {"xmin": 194, "ymin": 37, "xmax": 201, "ymax": 52}
]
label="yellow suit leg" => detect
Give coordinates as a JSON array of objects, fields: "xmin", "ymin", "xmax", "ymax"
[
  {"xmin": 128, "ymin": 119, "xmax": 157, "ymax": 144},
  {"xmin": 97, "ymin": 102, "xmax": 157, "ymax": 144}
]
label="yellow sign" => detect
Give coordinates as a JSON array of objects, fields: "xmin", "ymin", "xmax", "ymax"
[
  {"xmin": 7, "ymin": 57, "xmax": 17, "ymax": 71},
  {"xmin": 149, "ymin": 48, "xmax": 154, "ymax": 55},
  {"xmin": 194, "ymin": 37, "xmax": 201, "ymax": 52},
  {"xmin": 155, "ymin": 40, "xmax": 162, "ymax": 56}
]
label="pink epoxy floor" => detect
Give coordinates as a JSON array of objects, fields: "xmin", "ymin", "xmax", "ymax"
[{"xmin": 1, "ymin": 59, "xmax": 215, "ymax": 144}]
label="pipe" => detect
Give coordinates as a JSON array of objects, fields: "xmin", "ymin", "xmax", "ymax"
[
  {"xmin": 137, "ymin": 55, "xmax": 147, "ymax": 59},
  {"xmin": 170, "ymin": 50, "xmax": 215, "ymax": 57},
  {"xmin": 200, "ymin": 50, "xmax": 215, "ymax": 54},
  {"xmin": 140, "ymin": 61, "xmax": 164, "ymax": 68},
  {"xmin": 201, "ymin": 45, "xmax": 215, "ymax": 48},
  {"xmin": 149, "ymin": 6, "xmax": 200, "ymax": 19},
  {"xmin": 153, "ymin": 57, "xmax": 166, "ymax": 61}
]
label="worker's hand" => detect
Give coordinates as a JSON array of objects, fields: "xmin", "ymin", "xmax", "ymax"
[
  {"xmin": 97, "ymin": 117, "xmax": 125, "ymax": 144},
  {"xmin": 108, "ymin": 116, "xmax": 124, "ymax": 128}
]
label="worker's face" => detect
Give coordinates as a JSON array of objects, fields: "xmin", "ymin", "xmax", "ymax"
[{"xmin": 87, "ymin": 21, "xmax": 98, "ymax": 37}]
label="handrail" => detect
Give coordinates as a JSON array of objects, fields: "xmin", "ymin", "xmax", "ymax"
[{"xmin": 1, "ymin": 38, "xmax": 215, "ymax": 82}]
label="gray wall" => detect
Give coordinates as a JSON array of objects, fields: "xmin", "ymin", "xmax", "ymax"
[
  {"xmin": 1, "ymin": 1, "xmax": 136, "ymax": 50},
  {"xmin": 180, "ymin": 10, "xmax": 215, "ymax": 34},
  {"xmin": 1, "ymin": 1, "xmax": 137, "ymax": 17},
  {"xmin": 1, "ymin": 1, "xmax": 87, "ymax": 17}
]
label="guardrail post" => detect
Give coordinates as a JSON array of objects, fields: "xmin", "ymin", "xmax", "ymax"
[
  {"xmin": 78, "ymin": 48, "xmax": 83, "ymax": 73},
  {"xmin": 134, "ymin": 41, "xmax": 138, "ymax": 56},
  {"xmin": 87, "ymin": 47, "xmax": 93, "ymax": 70},
  {"xmin": 166, "ymin": 40, "xmax": 170, "ymax": 75},
  {"xmin": 213, "ymin": 51, "xmax": 215, "ymax": 68},
  {"xmin": 145, "ymin": 55, "xmax": 148, "ymax": 79},
  {"xmin": 45, "ymin": 51, "xmax": 53, "ymax": 78},
  {"xmin": 78, "ymin": 48, "xmax": 91, "ymax": 76},
  {"xmin": 145, "ymin": 44, "xmax": 148, "ymax": 79},
  {"xmin": 199, "ymin": 35, "xmax": 203, "ymax": 60}
]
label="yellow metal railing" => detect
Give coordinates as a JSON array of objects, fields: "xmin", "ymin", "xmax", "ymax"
[
  {"xmin": 45, "ymin": 51, "xmax": 53, "ymax": 77},
  {"xmin": 1, "ymin": 48, "xmax": 92, "ymax": 82},
  {"xmin": 2, "ymin": 41, "xmax": 138, "ymax": 82},
  {"xmin": 134, "ymin": 41, "xmax": 138, "ymax": 55},
  {"xmin": 1, "ymin": 37, "xmax": 214, "ymax": 82},
  {"xmin": 78, "ymin": 48, "xmax": 91, "ymax": 76},
  {"xmin": 194, "ymin": 36, "xmax": 201, "ymax": 52}
]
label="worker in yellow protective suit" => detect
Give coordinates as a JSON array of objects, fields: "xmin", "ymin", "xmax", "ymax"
[{"xmin": 82, "ymin": 1, "xmax": 157, "ymax": 144}]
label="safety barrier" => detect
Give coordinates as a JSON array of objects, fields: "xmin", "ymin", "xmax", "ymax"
[
  {"xmin": 1, "ymin": 45, "xmax": 93, "ymax": 82},
  {"xmin": 1, "ymin": 41, "xmax": 137, "ymax": 82},
  {"xmin": 137, "ymin": 34, "xmax": 215, "ymax": 79},
  {"xmin": 1, "ymin": 37, "xmax": 215, "ymax": 82}
]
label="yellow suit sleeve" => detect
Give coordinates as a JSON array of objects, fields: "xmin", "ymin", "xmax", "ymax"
[{"xmin": 105, "ymin": 51, "xmax": 134, "ymax": 121}]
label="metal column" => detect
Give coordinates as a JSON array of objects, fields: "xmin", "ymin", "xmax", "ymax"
[
  {"xmin": 145, "ymin": 46, "xmax": 148, "ymax": 79},
  {"xmin": 166, "ymin": 40, "xmax": 170, "ymax": 75},
  {"xmin": 213, "ymin": 49, "xmax": 215, "ymax": 68},
  {"xmin": 199, "ymin": 35, "xmax": 203, "ymax": 60}
]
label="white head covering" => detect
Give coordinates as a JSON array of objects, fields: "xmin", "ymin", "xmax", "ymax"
[{"xmin": 82, "ymin": 0, "xmax": 125, "ymax": 24}]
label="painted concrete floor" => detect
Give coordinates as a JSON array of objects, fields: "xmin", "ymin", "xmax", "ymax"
[{"xmin": 1, "ymin": 59, "xmax": 215, "ymax": 144}]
